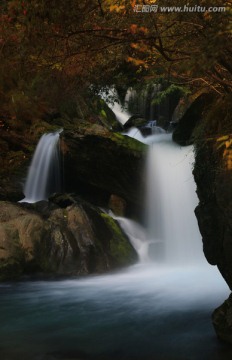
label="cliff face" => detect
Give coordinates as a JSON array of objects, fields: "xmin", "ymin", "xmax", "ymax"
[
  {"xmin": 194, "ymin": 141, "xmax": 232, "ymax": 286},
  {"xmin": 192, "ymin": 95, "xmax": 232, "ymax": 343},
  {"xmin": 172, "ymin": 93, "xmax": 215, "ymax": 146}
]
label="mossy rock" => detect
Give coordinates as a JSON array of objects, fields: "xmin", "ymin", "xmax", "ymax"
[
  {"xmin": 100, "ymin": 212, "xmax": 138, "ymax": 267},
  {"xmin": 124, "ymin": 115, "xmax": 147, "ymax": 130},
  {"xmin": 61, "ymin": 126, "xmax": 146, "ymax": 210},
  {"xmin": 0, "ymin": 199, "xmax": 138, "ymax": 280},
  {"xmin": 91, "ymin": 96, "xmax": 123, "ymax": 131}
]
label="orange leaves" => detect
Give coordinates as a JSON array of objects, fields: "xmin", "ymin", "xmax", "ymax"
[
  {"xmin": 130, "ymin": 42, "xmax": 149, "ymax": 53},
  {"xmin": 130, "ymin": 24, "xmax": 137, "ymax": 34},
  {"xmin": 216, "ymin": 135, "xmax": 232, "ymax": 170},
  {"xmin": 223, "ymin": 148, "xmax": 232, "ymax": 170},
  {"xmin": 217, "ymin": 135, "xmax": 232, "ymax": 149},
  {"xmin": 127, "ymin": 56, "xmax": 148, "ymax": 68},
  {"xmin": 109, "ymin": 4, "xmax": 125, "ymax": 13},
  {"xmin": 130, "ymin": 0, "xmax": 137, "ymax": 8},
  {"xmin": 130, "ymin": 24, "xmax": 148, "ymax": 34}
]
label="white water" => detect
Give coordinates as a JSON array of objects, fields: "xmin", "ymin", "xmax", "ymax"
[
  {"xmin": 113, "ymin": 217, "xmax": 150, "ymax": 262},
  {"xmin": 125, "ymin": 84, "xmax": 161, "ymax": 121},
  {"xmin": 121, "ymin": 130, "xmax": 205, "ymax": 264},
  {"xmin": 1, "ymin": 130, "xmax": 231, "ymax": 359},
  {"xmin": 0, "ymin": 264, "xmax": 230, "ymax": 360},
  {"xmin": 146, "ymin": 133, "xmax": 205, "ymax": 265},
  {"xmin": 21, "ymin": 131, "xmax": 61, "ymax": 203},
  {"xmin": 100, "ymin": 87, "xmax": 131, "ymax": 125}
]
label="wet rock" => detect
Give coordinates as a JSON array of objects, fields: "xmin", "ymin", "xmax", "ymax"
[
  {"xmin": 123, "ymin": 115, "xmax": 147, "ymax": 130},
  {"xmin": 109, "ymin": 194, "xmax": 127, "ymax": 216},
  {"xmin": 91, "ymin": 96, "xmax": 123, "ymax": 131},
  {"xmin": 212, "ymin": 293, "xmax": 232, "ymax": 344},
  {"xmin": 60, "ymin": 125, "xmax": 146, "ymax": 213},
  {"xmin": 0, "ymin": 199, "xmax": 137, "ymax": 280}
]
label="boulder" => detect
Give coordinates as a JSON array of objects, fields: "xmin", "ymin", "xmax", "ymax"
[
  {"xmin": 172, "ymin": 93, "xmax": 215, "ymax": 146},
  {"xmin": 0, "ymin": 199, "xmax": 138, "ymax": 280},
  {"xmin": 123, "ymin": 115, "xmax": 147, "ymax": 130},
  {"xmin": 91, "ymin": 96, "xmax": 123, "ymax": 131},
  {"xmin": 109, "ymin": 194, "xmax": 127, "ymax": 216},
  {"xmin": 60, "ymin": 125, "xmax": 146, "ymax": 214}
]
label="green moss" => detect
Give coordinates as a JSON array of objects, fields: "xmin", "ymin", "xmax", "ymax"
[
  {"xmin": 111, "ymin": 132, "xmax": 147, "ymax": 154},
  {"xmin": 90, "ymin": 95, "xmax": 121, "ymax": 130},
  {"xmin": 100, "ymin": 109, "xmax": 107, "ymax": 118},
  {"xmin": 100, "ymin": 213, "xmax": 137, "ymax": 266},
  {"xmin": 100, "ymin": 213, "xmax": 122, "ymax": 236}
]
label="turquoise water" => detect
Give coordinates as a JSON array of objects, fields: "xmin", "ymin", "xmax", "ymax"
[{"xmin": 0, "ymin": 264, "xmax": 231, "ymax": 360}]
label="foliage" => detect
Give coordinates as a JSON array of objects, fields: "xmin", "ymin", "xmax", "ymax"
[
  {"xmin": 193, "ymin": 94, "xmax": 232, "ymax": 171},
  {"xmin": 0, "ymin": 0, "xmax": 231, "ymax": 127},
  {"xmin": 152, "ymin": 84, "xmax": 191, "ymax": 105}
]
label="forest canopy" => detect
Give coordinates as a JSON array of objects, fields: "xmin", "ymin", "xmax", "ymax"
[{"xmin": 0, "ymin": 0, "xmax": 231, "ymax": 122}]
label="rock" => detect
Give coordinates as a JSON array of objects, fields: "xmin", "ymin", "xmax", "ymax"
[
  {"xmin": 193, "ymin": 94, "xmax": 232, "ymax": 342},
  {"xmin": 109, "ymin": 194, "xmax": 126, "ymax": 216},
  {"xmin": 212, "ymin": 293, "xmax": 232, "ymax": 344},
  {"xmin": 0, "ymin": 94, "xmax": 133, "ymax": 203},
  {"xmin": 0, "ymin": 201, "xmax": 45, "ymax": 279},
  {"xmin": 91, "ymin": 96, "xmax": 123, "ymax": 131},
  {"xmin": 124, "ymin": 115, "xmax": 147, "ymax": 130},
  {"xmin": 172, "ymin": 93, "xmax": 215, "ymax": 146},
  {"xmin": 60, "ymin": 125, "xmax": 146, "ymax": 214},
  {"xmin": 0, "ymin": 199, "xmax": 137, "ymax": 280},
  {"xmin": 193, "ymin": 95, "xmax": 232, "ymax": 288}
]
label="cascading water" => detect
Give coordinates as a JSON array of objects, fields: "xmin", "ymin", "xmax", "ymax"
[
  {"xmin": 114, "ymin": 132, "xmax": 205, "ymax": 266},
  {"xmin": 125, "ymin": 84, "xmax": 161, "ymax": 121},
  {"xmin": 1, "ymin": 129, "xmax": 231, "ymax": 360},
  {"xmin": 113, "ymin": 216, "xmax": 150, "ymax": 262},
  {"xmin": 21, "ymin": 130, "xmax": 61, "ymax": 203},
  {"xmin": 100, "ymin": 87, "xmax": 131, "ymax": 125},
  {"xmin": 145, "ymin": 133, "xmax": 205, "ymax": 265}
]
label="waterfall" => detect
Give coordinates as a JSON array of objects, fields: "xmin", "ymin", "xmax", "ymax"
[
  {"xmin": 2, "ymin": 128, "xmax": 230, "ymax": 360},
  {"xmin": 112, "ymin": 216, "xmax": 150, "ymax": 262},
  {"xmin": 122, "ymin": 131, "xmax": 205, "ymax": 266},
  {"xmin": 124, "ymin": 84, "xmax": 161, "ymax": 121},
  {"xmin": 146, "ymin": 133, "xmax": 204, "ymax": 265},
  {"xmin": 21, "ymin": 130, "xmax": 61, "ymax": 203},
  {"xmin": 100, "ymin": 87, "xmax": 131, "ymax": 125}
]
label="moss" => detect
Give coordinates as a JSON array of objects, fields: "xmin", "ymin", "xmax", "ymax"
[
  {"xmin": 91, "ymin": 95, "xmax": 122, "ymax": 131},
  {"xmin": 100, "ymin": 109, "xmax": 107, "ymax": 118},
  {"xmin": 111, "ymin": 132, "xmax": 147, "ymax": 154},
  {"xmin": 100, "ymin": 213, "xmax": 137, "ymax": 266}
]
